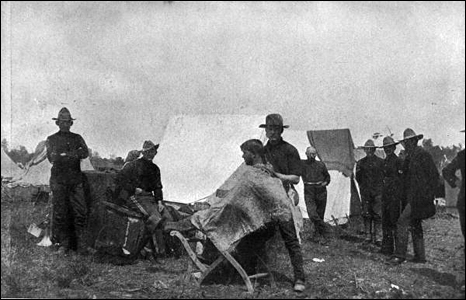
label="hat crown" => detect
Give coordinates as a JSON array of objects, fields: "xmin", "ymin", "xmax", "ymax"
[
  {"xmin": 265, "ymin": 114, "xmax": 284, "ymax": 127},
  {"xmin": 259, "ymin": 113, "xmax": 289, "ymax": 128},
  {"xmin": 53, "ymin": 107, "xmax": 74, "ymax": 120},
  {"xmin": 382, "ymin": 136, "xmax": 396, "ymax": 147},
  {"xmin": 403, "ymin": 128, "xmax": 418, "ymax": 140},
  {"xmin": 363, "ymin": 139, "xmax": 376, "ymax": 148},
  {"xmin": 142, "ymin": 140, "xmax": 158, "ymax": 151}
]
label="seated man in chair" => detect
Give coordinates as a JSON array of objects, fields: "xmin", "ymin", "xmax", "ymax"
[{"xmin": 162, "ymin": 139, "xmax": 293, "ymax": 282}]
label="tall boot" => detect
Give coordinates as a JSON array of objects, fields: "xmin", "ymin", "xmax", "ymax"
[
  {"xmin": 364, "ymin": 219, "xmax": 372, "ymax": 243},
  {"xmin": 76, "ymin": 227, "xmax": 90, "ymax": 255},
  {"xmin": 372, "ymin": 222, "xmax": 382, "ymax": 246},
  {"xmin": 411, "ymin": 235, "xmax": 426, "ymax": 263}
]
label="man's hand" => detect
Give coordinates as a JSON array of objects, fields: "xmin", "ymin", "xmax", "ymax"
[
  {"xmin": 157, "ymin": 202, "xmax": 165, "ymax": 213},
  {"xmin": 135, "ymin": 188, "xmax": 143, "ymax": 195}
]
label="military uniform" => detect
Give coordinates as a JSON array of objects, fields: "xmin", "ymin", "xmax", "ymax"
[
  {"xmin": 380, "ymin": 152, "xmax": 404, "ymax": 255},
  {"xmin": 115, "ymin": 156, "xmax": 175, "ymax": 256},
  {"xmin": 46, "ymin": 128, "xmax": 89, "ymax": 252},
  {"xmin": 264, "ymin": 137, "xmax": 305, "ymax": 285},
  {"xmin": 356, "ymin": 154, "xmax": 384, "ymax": 243},
  {"xmin": 442, "ymin": 149, "xmax": 465, "ymax": 239},
  {"xmin": 392, "ymin": 146, "xmax": 438, "ymax": 262},
  {"xmin": 302, "ymin": 159, "xmax": 331, "ymax": 237}
]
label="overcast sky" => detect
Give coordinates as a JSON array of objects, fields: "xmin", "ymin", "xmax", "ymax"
[{"xmin": 1, "ymin": 1, "xmax": 464, "ymax": 158}]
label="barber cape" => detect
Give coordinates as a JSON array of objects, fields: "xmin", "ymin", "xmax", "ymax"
[{"xmin": 191, "ymin": 164, "xmax": 293, "ymax": 252}]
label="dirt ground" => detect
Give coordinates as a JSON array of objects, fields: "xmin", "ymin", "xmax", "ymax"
[{"xmin": 1, "ymin": 200, "xmax": 465, "ymax": 299}]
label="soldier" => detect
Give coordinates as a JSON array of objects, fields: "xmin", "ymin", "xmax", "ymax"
[
  {"xmin": 261, "ymin": 113, "xmax": 306, "ymax": 292},
  {"xmin": 442, "ymin": 129, "xmax": 465, "ymax": 242},
  {"xmin": 46, "ymin": 107, "xmax": 90, "ymax": 255},
  {"xmin": 355, "ymin": 139, "xmax": 385, "ymax": 245},
  {"xmin": 380, "ymin": 136, "xmax": 404, "ymax": 256},
  {"xmin": 442, "ymin": 129, "xmax": 465, "ymax": 292},
  {"xmin": 115, "ymin": 140, "xmax": 175, "ymax": 258},
  {"xmin": 387, "ymin": 128, "xmax": 439, "ymax": 265},
  {"xmin": 302, "ymin": 145, "xmax": 331, "ymax": 242}
]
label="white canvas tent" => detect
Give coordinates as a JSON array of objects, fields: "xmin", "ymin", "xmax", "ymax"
[
  {"xmin": 1, "ymin": 148, "xmax": 23, "ymax": 179},
  {"xmin": 157, "ymin": 115, "xmax": 266, "ymax": 203}
]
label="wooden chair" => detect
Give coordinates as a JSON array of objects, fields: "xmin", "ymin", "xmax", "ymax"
[{"xmin": 170, "ymin": 230, "xmax": 275, "ymax": 293}]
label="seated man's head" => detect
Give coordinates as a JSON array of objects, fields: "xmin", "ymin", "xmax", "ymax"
[
  {"xmin": 141, "ymin": 140, "xmax": 159, "ymax": 161},
  {"xmin": 240, "ymin": 139, "xmax": 265, "ymax": 166}
]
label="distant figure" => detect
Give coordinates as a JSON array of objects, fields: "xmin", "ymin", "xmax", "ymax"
[
  {"xmin": 355, "ymin": 139, "xmax": 385, "ymax": 245},
  {"xmin": 260, "ymin": 113, "xmax": 306, "ymax": 292},
  {"xmin": 302, "ymin": 145, "xmax": 331, "ymax": 242},
  {"xmin": 46, "ymin": 107, "xmax": 90, "ymax": 255},
  {"xmin": 442, "ymin": 129, "xmax": 465, "ymax": 292},
  {"xmin": 387, "ymin": 128, "xmax": 439, "ymax": 265},
  {"xmin": 380, "ymin": 136, "xmax": 404, "ymax": 256},
  {"xmin": 442, "ymin": 129, "xmax": 465, "ymax": 241},
  {"xmin": 123, "ymin": 150, "xmax": 141, "ymax": 167}
]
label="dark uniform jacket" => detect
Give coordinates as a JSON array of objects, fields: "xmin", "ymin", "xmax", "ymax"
[
  {"xmin": 46, "ymin": 131, "xmax": 89, "ymax": 185},
  {"xmin": 405, "ymin": 146, "xmax": 439, "ymax": 220},
  {"xmin": 264, "ymin": 138, "xmax": 302, "ymax": 191},
  {"xmin": 382, "ymin": 153, "xmax": 404, "ymax": 223},
  {"xmin": 115, "ymin": 157, "xmax": 163, "ymax": 201},
  {"xmin": 442, "ymin": 150, "xmax": 465, "ymax": 210},
  {"xmin": 356, "ymin": 155, "xmax": 385, "ymax": 195}
]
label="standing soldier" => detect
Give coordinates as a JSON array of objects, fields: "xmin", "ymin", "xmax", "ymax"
[
  {"xmin": 442, "ymin": 129, "xmax": 465, "ymax": 292},
  {"xmin": 260, "ymin": 113, "xmax": 306, "ymax": 293},
  {"xmin": 380, "ymin": 136, "xmax": 404, "ymax": 256},
  {"xmin": 355, "ymin": 139, "xmax": 385, "ymax": 245},
  {"xmin": 442, "ymin": 129, "xmax": 465, "ymax": 242},
  {"xmin": 302, "ymin": 145, "xmax": 331, "ymax": 243},
  {"xmin": 46, "ymin": 107, "xmax": 90, "ymax": 255},
  {"xmin": 387, "ymin": 128, "xmax": 439, "ymax": 265}
]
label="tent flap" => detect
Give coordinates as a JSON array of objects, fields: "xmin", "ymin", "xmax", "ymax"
[{"xmin": 307, "ymin": 129, "xmax": 356, "ymax": 177}]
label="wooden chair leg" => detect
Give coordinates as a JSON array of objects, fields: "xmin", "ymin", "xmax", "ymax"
[
  {"xmin": 222, "ymin": 250, "xmax": 254, "ymax": 293},
  {"xmin": 170, "ymin": 231, "xmax": 207, "ymax": 272},
  {"xmin": 170, "ymin": 230, "xmax": 255, "ymax": 293}
]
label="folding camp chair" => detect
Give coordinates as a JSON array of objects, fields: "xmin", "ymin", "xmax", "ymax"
[{"xmin": 170, "ymin": 230, "xmax": 275, "ymax": 293}]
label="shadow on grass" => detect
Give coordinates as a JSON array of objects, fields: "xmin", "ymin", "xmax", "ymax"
[{"xmin": 409, "ymin": 267, "xmax": 457, "ymax": 288}]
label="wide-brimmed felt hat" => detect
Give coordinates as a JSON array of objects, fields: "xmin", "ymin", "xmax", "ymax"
[
  {"xmin": 141, "ymin": 140, "xmax": 159, "ymax": 152},
  {"xmin": 259, "ymin": 114, "xmax": 289, "ymax": 128},
  {"xmin": 402, "ymin": 128, "xmax": 423, "ymax": 141},
  {"xmin": 382, "ymin": 136, "xmax": 399, "ymax": 148},
  {"xmin": 52, "ymin": 107, "xmax": 75, "ymax": 121},
  {"xmin": 361, "ymin": 139, "xmax": 376, "ymax": 148}
]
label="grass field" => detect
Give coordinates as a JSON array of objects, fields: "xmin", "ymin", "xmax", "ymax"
[{"xmin": 1, "ymin": 200, "xmax": 464, "ymax": 299}]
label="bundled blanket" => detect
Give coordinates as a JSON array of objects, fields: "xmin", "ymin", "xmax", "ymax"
[{"xmin": 191, "ymin": 164, "xmax": 293, "ymax": 252}]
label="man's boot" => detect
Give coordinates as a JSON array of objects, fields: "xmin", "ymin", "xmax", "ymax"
[
  {"xmin": 76, "ymin": 228, "xmax": 92, "ymax": 255},
  {"xmin": 411, "ymin": 235, "xmax": 426, "ymax": 263},
  {"xmin": 372, "ymin": 222, "xmax": 382, "ymax": 247},
  {"xmin": 363, "ymin": 219, "xmax": 372, "ymax": 243}
]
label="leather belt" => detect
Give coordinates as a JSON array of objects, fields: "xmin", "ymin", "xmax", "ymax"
[{"xmin": 304, "ymin": 181, "xmax": 324, "ymax": 186}]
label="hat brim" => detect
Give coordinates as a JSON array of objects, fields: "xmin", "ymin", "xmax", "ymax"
[
  {"xmin": 360, "ymin": 146, "xmax": 377, "ymax": 149},
  {"xmin": 259, "ymin": 124, "xmax": 290, "ymax": 128},
  {"xmin": 402, "ymin": 134, "xmax": 423, "ymax": 141},
  {"xmin": 381, "ymin": 142, "xmax": 400, "ymax": 148},
  {"xmin": 141, "ymin": 144, "xmax": 160, "ymax": 152},
  {"xmin": 52, "ymin": 118, "xmax": 76, "ymax": 121}
]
